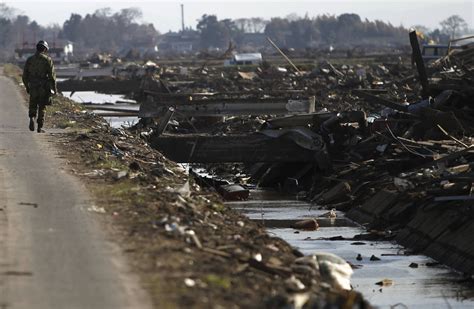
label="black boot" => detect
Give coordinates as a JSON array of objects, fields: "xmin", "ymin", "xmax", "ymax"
[
  {"xmin": 29, "ymin": 117, "xmax": 35, "ymax": 131},
  {"xmin": 37, "ymin": 122, "xmax": 44, "ymax": 133}
]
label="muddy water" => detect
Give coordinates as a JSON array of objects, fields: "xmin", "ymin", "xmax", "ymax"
[
  {"xmin": 62, "ymin": 91, "xmax": 139, "ymax": 128},
  {"xmin": 226, "ymin": 189, "xmax": 474, "ymax": 308}
]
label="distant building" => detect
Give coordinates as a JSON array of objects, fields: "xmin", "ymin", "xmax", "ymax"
[
  {"xmin": 158, "ymin": 30, "xmax": 200, "ymax": 54},
  {"xmin": 224, "ymin": 53, "xmax": 263, "ymax": 66},
  {"xmin": 15, "ymin": 40, "xmax": 74, "ymax": 64}
]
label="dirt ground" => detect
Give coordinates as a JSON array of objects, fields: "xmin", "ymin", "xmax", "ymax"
[{"xmin": 3, "ymin": 63, "xmax": 370, "ymax": 308}]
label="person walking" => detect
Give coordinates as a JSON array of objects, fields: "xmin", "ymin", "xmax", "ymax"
[{"xmin": 22, "ymin": 40, "xmax": 58, "ymax": 133}]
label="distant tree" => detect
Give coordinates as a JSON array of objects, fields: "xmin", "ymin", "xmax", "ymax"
[
  {"xmin": 234, "ymin": 18, "xmax": 250, "ymax": 32},
  {"xmin": 57, "ymin": 7, "xmax": 159, "ymax": 53},
  {"xmin": 314, "ymin": 14, "xmax": 338, "ymax": 44},
  {"xmin": 285, "ymin": 13, "xmax": 301, "ymax": 22},
  {"xmin": 114, "ymin": 8, "xmax": 142, "ymax": 27},
  {"xmin": 411, "ymin": 25, "xmax": 430, "ymax": 35},
  {"xmin": 94, "ymin": 8, "xmax": 113, "ymax": 18},
  {"xmin": 249, "ymin": 17, "xmax": 268, "ymax": 33},
  {"xmin": 429, "ymin": 28, "xmax": 450, "ymax": 44},
  {"xmin": 265, "ymin": 17, "xmax": 291, "ymax": 46},
  {"xmin": 0, "ymin": 18, "xmax": 11, "ymax": 47},
  {"xmin": 337, "ymin": 13, "xmax": 363, "ymax": 40},
  {"xmin": 60, "ymin": 14, "xmax": 83, "ymax": 42},
  {"xmin": 0, "ymin": 3, "xmax": 15, "ymax": 19},
  {"xmin": 233, "ymin": 17, "xmax": 267, "ymax": 33},
  {"xmin": 197, "ymin": 15, "xmax": 237, "ymax": 49},
  {"xmin": 440, "ymin": 15, "xmax": 468, "ymax": 39}
]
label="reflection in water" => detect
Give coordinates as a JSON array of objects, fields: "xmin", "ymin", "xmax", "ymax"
[
  {"xmin": 103, "ymin": 116, "xmax": 138, "ymax": 128},
  {"xmin": 227, "ymin": 190, "xmax": 474, "ymax": 308},
  {"xmin": 62, "ymin": 91, "xmax": 136, "ymax": 104}
]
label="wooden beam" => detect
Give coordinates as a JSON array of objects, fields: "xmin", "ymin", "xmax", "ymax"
[
  {"xmin": 409, "ymin": 30, "xmax": 429, "ymax": 98},
  {"xmin": 353, "ymin": 90, "xmax": 409, "ymax": 112},
  {"xmin": 139, "ymin": 97, "xmax": 316, "ymax": 117},
  {"xmin": 267, "ymin": 37, "xmax": 301, "ymax": 74},
  {"xmin": 150, "ymin": 134, "xmax": 320, "ymax": 163}
]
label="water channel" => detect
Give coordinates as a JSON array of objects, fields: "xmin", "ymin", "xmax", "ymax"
[
  {"xmin": 226, "ymin": 189, "xmax": 474, "ymax": 308},
  {"xmin": 62, "ymin": 91, "xmax": 139, "ymax": 128}
]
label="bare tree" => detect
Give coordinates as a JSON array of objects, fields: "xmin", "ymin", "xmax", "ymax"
[
  {"xmin": 250, "ymin": 17, "xmax": 268, "ymax": 33},
  {"xmin": 0, "ymin": 3, "xmax": 16, "ymax": 19},
  {"xmin": 234, "ymin": 18, "xmax": 249, "ymax": 32},
  {"xmin": 285, "ymin": 13, "xmax": 301, "ymax": 22},
  {"xmin": 440, "ymin": 15, "xmax": 468, "ymax": 39}
]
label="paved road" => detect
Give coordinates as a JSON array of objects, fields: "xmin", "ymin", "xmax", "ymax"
[{"xmin": 0, "ymin": 70, "xmax": 151, "ymax": 309}]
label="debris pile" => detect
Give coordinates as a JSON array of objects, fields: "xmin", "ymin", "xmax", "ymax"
[
  {"xmin": 139, "ymin": 37, "xmax": 474, "ymax": 276},
  {"xmin": 42, "ymin": 97, "xmax": 371, "ymax": 308},
  {"xmin": 305, "ymin": 43, "xmax": 474, "ymax": 275}
]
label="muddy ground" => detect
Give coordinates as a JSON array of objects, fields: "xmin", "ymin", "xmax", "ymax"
[{"xmin": 3, "ymin": 63, "xmax": 370, "ymax": 308}]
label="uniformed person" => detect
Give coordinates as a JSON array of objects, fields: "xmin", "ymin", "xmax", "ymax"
[{"xmin": 22, "ymin": 40, "xmax": 58, "ymax": 133}]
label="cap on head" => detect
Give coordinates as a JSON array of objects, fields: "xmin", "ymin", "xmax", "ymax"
[{"xmin": 36, "ymin": 40, "xmax": 49, "ymax": 52}]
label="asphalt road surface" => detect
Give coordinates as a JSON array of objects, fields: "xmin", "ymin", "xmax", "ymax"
[{"xmin": 0, "ymin": 69, "xmax": 151, "ymax": 309}]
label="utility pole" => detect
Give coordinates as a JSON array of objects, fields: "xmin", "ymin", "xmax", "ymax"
[{"xmin": 181, "ymin": 4, "xmax": 185, "ymax": 32}]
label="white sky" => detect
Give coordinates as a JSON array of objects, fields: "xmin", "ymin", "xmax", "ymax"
[{"xmin": 3, "ymin": 0, "xmax": 474, "ymax": 32}]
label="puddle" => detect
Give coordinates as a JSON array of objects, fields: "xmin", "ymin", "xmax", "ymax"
[
  {"xmin": 227, "ymin": 190, "xmax": 474, "ymax": 308},
  {"xmin": 62, "ymin": 91, "xmax": 135, "ymax": 104}
]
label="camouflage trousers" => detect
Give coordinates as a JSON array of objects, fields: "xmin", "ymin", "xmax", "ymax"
[{"xmin": 28, "ymin": 87, "xmax": 50, "ymax": 127}]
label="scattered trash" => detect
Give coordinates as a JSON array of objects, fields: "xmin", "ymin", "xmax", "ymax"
[
  {"xmin": 87, "ymin": 205, "xmax": 106, "ymax": 214},
  {"xmin": 292, "ymin": 219, "xmax": 319, "ymax": 231},
  {"xmin": 184, "ymin": 278, "xmax": 196, "ymax": 287},
  {"xmin": 218, "ymin": 184, "xmax": 249, "ymax": 201},
  {"xmin": 18, "ymin": 202, "xmax": 38, "ymax": 208},
  {"xmin": 375, "ymin": 279, "xmax": 394, "ymax": 286},
  {"xmin": 114, "ymin": 170, "xmax": 128, "ymax": 180},
  {"xmin": 172, "ymin": 180, "xmax": 191, "ymax": 198},
  {"xmin": 314, "ymin": 252, "xmax": 353, "ymax": 290}
]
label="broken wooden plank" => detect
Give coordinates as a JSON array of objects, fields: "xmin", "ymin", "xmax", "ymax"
[
  {"xmin": 150, "ymin": 133, "xmax": 320, "ymax": 163},
  {"xmin": 265, "ymin": 112, "xmax": 333, "ymax": 129},
  {"xmin": 418, "ymin": 145, "xmax": 474, "ymax": 169},
  {"xmin": 352, "ymin": 90, "xmax": 409, "ymax": 112},
  {"xmin": 154, "ymin": 107, "xmax": 175, "ymax": 136},
  {"xmin": 267, "ymin": 37, "xmax": 301, "ymax": 74},
  {"xmin": 433, "ymin": 195, "xmax": 474, "ymax": 202},
  {"xmin": 139, "ymin": 97, "xmax": 316, "ymax": 117}
]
